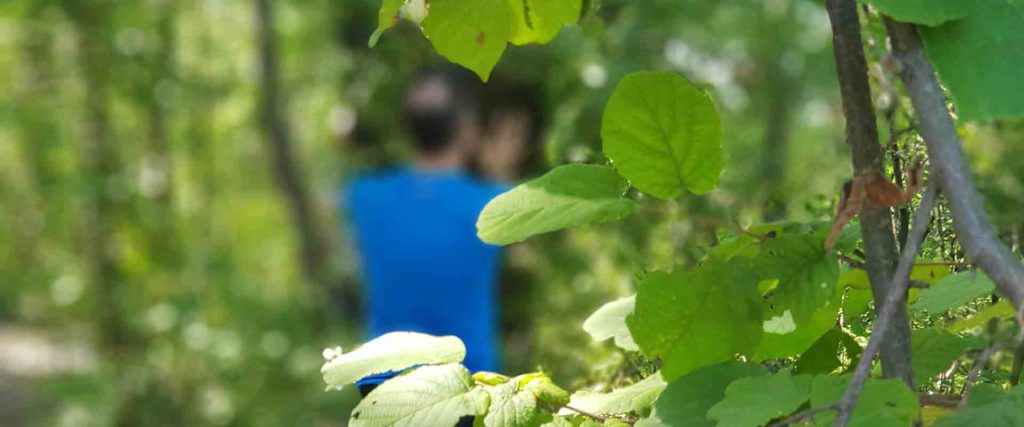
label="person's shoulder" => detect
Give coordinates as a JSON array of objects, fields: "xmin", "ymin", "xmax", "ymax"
[{"xmin": 454, "ymin": 174, "xmax": 509, "ymax": 202}]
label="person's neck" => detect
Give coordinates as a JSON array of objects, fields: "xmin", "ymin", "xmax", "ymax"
[{"xmin": 414, "ymin": 148, "xmax": 465, "ymax": 172}]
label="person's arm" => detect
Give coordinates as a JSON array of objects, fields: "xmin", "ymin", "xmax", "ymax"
[{"xmin": 477, "ymin": 109, "xmax": 531, "ymax": 183}]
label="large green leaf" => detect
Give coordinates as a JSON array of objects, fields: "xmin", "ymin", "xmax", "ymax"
[
  {"xmin": 601, "ymin": 71, "xmax": 723, "ymax": 200},
  {"xmin": 949, "ymin": 300, "xmax": 1016, "ymax": 333},
  {"xmin": 350, "ymin": 364, "xmax": 489, "ymax": 426},
  {"xmin": 476, "ymin": 164, "xmax": 635, "ymax": 245},
  {"xmin": 651, "ymin": 362, "xmax": 769, "ymax": 427},
  {"xmin": 794, "ymin": 329, "xmax": 862, "ymax": 375},
  {"xmin": 753, "ymin": 283, "xmax": 867, "ymax": 361},
  {"xmin": 482, "ymin": 380, "xmax": 538, "ymax": 427},
  {"xmin": 563, "ymin": 372, "xmax": 666, "ymax": 416},
  {"xmin": 920, "ymin": 0, "xmax": 1024, "ymax": 121},
  {"xmin": 582, "ymin": 295, "xmax": 638, "ymax": 351},
  {"xmin": 860, "ymin": 0, "xmax": 970, "ymax": 26},
  {"xmin": 910, "ymin": 270, "xmax": 995, "ymax": 318},
  {"xmin": 508, "ymin": 0, "xmax": 582, "ymax": 45},
  {"xmin": 756, "ymin": 233, "xmax": 840, "ymax": 325},
  {"xmin": 911, "ymin": 328, "xmax": 972, "ymax": 386},
  {"xmin": 422, "ymin": 0, "xmax": 513, "ymax": 81},
  {"xmin": 707, "ymin": 371, "xmax": 813, "ymax": 427},
  {"xmin": 321, "ymin": 332, "xmax": 465, "ymax": 389},
  {"xmin": 810, "ymin": 375, "xmax": 920, "ymax": 427},
  {"xmin": 934, "ymin": 385, "xmax": 1024, "ymax": 427},
  {"xmin": 626, "ymin": 259, "xmax": 763, "ymax": 380}
]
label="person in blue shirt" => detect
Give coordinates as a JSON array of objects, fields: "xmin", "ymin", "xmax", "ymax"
[{"xmin": 343, "ymin": 66, "xmax": 529, "ymax": 393}]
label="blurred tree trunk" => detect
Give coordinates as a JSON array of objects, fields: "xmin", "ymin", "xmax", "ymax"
[
  {"xmin": 760, "ymin": 65, "xmax": 797, "ymax": 221},
  {"xmin": 65, "ymin": 0, "xmax": 130, "ymax": 362},
  {"xmin": 255, "ymin": 0, "xmax": 353, "ymax": 326}
]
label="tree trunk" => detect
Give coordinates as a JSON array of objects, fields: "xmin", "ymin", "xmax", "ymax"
[
  {"xmin": 825, "ymin": 0, "xmax": 915, "ymax": 387},
  {"xmin": 254, "ymin": 0, "xmax": 352, "ymax": 325}
]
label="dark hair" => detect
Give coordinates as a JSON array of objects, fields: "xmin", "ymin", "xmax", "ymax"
[{"xmin": 401, "ymin": 65, "xmax": 481, "ymax": 153}]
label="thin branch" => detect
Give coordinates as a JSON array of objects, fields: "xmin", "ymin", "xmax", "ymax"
[
  {"xmin": 838, "ymin": 253, "xmax": 866, "ymax": 270},
  {"xmin": 768, "ymin": 404, "xmax": 838, "ymax": 427},
  {"xmin": 833, "ymin": 185, "xmax": 939, "ymax": 427},
  {"xmin": 560, "ymin": 405, "xmax": 636, "ymax": 425},
  {"xmin": 826, "ymin": 0, "xmax": 914, "ymax": 385},
  {"xmin": 918, "ymin": 394, "xmax": 960, "ymax": 408},
  {"xmin": 959, "ymin": 344, "xmax": 997, "ymax": 408},
  {"xmin": 883, "ymin": 19, "xmax": 1024, "ymax": 312}
]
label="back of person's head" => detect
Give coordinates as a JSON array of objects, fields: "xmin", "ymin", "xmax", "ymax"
[{"xmin": 401, "ymin": 65, "xmax": 481, "ymax": 154}]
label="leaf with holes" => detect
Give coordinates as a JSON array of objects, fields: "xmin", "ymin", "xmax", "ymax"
[{"xmin": 602, "ymin": 71, "xmax": 723, "ymax": 199}]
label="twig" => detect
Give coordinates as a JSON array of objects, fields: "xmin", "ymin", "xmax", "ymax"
[
  {"xmin": 959, "ymin": 344, "xmax": 996, "ymax": 408},
  {"xmin": 883, "ymin": 18, "xmax": 1024, "ymax": 313},
  {"xmin": 837, "ymin": 253, "xmax": 866, "ymax": 269},
  {"xmin": 561, "ymin": 405, "xmax": 636, "ymax": 425},
  {"xmin": 1011, "ymin": 339, "xmax": 1024, "ymax": 386},
  {"xmin": 918, "ymin": 394, "xmax": 960, "ymax": 408},
  {"xmin": 768, "ymin": 404, "xmax": 838, "ymax": 427},
  {"xmin": 833, "ymin": 185, "xmax": 938, "ymax": 427}
]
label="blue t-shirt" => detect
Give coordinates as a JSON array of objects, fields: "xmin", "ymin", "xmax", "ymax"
[{"xmin": 344, "ymin": 167, "xmax": 506, "ymax": 372}]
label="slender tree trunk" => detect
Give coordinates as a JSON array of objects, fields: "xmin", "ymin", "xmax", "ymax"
[
  {"xmin": 66, "ymin": 0, "xmax": 129, "ymax": 363},
  {"xmin": 760, "ymin": 67, "xmax": 796, "ymax": 221},
  {"xmin": 826, "ymin": 0, "xmax": 915, "ymax": 387},
  {"xmin": 255, "ymin": 0, "xmax": 350, "ymax": 325}
]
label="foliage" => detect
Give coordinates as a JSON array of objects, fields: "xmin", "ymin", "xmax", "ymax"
[{"xmin": 318, "ymin": 0, "xmax": 1024, "ymax": 425}]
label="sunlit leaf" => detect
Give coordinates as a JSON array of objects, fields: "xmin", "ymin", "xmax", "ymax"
[
  {"xmin": 562, "ymin": 372, "xmax": 666, "ymax": 416},
  {"xmin": 910, "ymin": 270, "xmax": 995, "ymax": 318},
  {"xmin": 321, "ymin": 332, "xmax": 465, "ymax": 389},
  {"xmin": 477, "ymin": 164, "xmax": 635, "ymax": 245},
  {"xmin": 350, "ymin": 364, "xmax": 488, "ymax": 426},
  {"xmin": 601, "ymin": 71, "xmax": 723, "ymax": 199},
  {"xmin": 508, "ymin": 0, "xmax": 582, "ymax": 45},
  {"xmin": 422, "ymin": 0, "xmax": 513, "ymax": 81},
  {"xmin": 582, "ymin": 295, "xmax": 638, "ymax": 351}
]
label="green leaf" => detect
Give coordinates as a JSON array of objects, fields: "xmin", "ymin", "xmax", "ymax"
[
  {"xmin": 794, "ymin": 329, "xmax": 862, "ymax": 375},
  {"xmin": 757, "ymin": 232, "xmax": 840, "ymax": 325},
  {"xmin": 508, "ymin": 0, "xmax": 582, "ymax": 45},
  {"xmin": 910, "ymin": 270, "xmax": 995, "ymax": 318},
  {"xmin": 476, "ymin": 164, "xmax": 636, "ymax": 245},
  {"xmin": 859, "ymin": 0, "xmax": 970, "ymax": 26},
  {"xmin": 754, "ymin": 282, "xmax": 863, "ymax": 361},
  {"xmin": 369, "ymin": 0, "xmax": 405, "ymax": 47},
  {"xmin": 948, "ymin": 300, "xmax": 1016, "ymax": 333},
  {"xmin": 626, "ymin": 259, "xmax": 763, "ymax": 380},
  {"xmin": 482, "ymin": 380, "xmax": 539, "ymax": 427},
  {"xmin": 563, "ymin": 372, "xmax": 667, "ymax": 416},
  {"xmin": 651, "ymin": 362, "xmax": 769, "ymax": 427},
  {"xmin": 422, "ymin": 0, "xmax": 513, "ymax": 81},
  {"xmin": 321, "ymin": 332, "xmax": 465, "ymax": 389},
  {"xmin": 582, "ymin": 295, "xmax": 639, "ymax": 351},
  {"xmin": 810, "ymin": 375, "xmax": 920, "ymax": 427},
  {"xmin": 519, "ymin": 373, "xmax": 570, "ymax": 407},
  {"xmin": 351, "ymin": 364, "xmax": 489, "ymax": 426},
  {"xmin": 920, "ymin": 0, "xmax": 1024, "ymax": 121},
  {"xmin": 934, "ymin": 385, "xmax": 1024, "ymax": 427},
  {"xmin": 601, "ymin": 71, "xmax": 723, "ymax": 199},
  {"xmin": 911, "ymin": 328, "xmax": 972, "ymax": 386},
  {"xmin": 706, "ymin": 371, "xmax": 813, "ymax": 427}
]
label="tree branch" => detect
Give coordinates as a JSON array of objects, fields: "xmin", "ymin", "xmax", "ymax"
[
  {"xmin": 959, "ymin": 343, "xmax": 996, "ymax": 408},
  {"xmin": 768, "ymin": 404, "xmax": 838, "ymax": 427},
  {"xmin": 833, "ymin": 184, "xmax": 938, "ymax": 427},
  {"xmin": 882, "ymin": 19, "xmax": 1024, "ymax": 312},
  {"xmin": 826, "ymin": 0, "xmax": 915, "ymax": 385}
]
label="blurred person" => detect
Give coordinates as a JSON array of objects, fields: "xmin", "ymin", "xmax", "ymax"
[{"xmin": 342, "ymin": 66, "xmax": 530, "ymax": 393}]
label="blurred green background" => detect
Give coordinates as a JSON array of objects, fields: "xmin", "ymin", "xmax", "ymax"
[{"xmin": 2, "ymin": 0, "xmax": 1020, "ymax": 425}]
